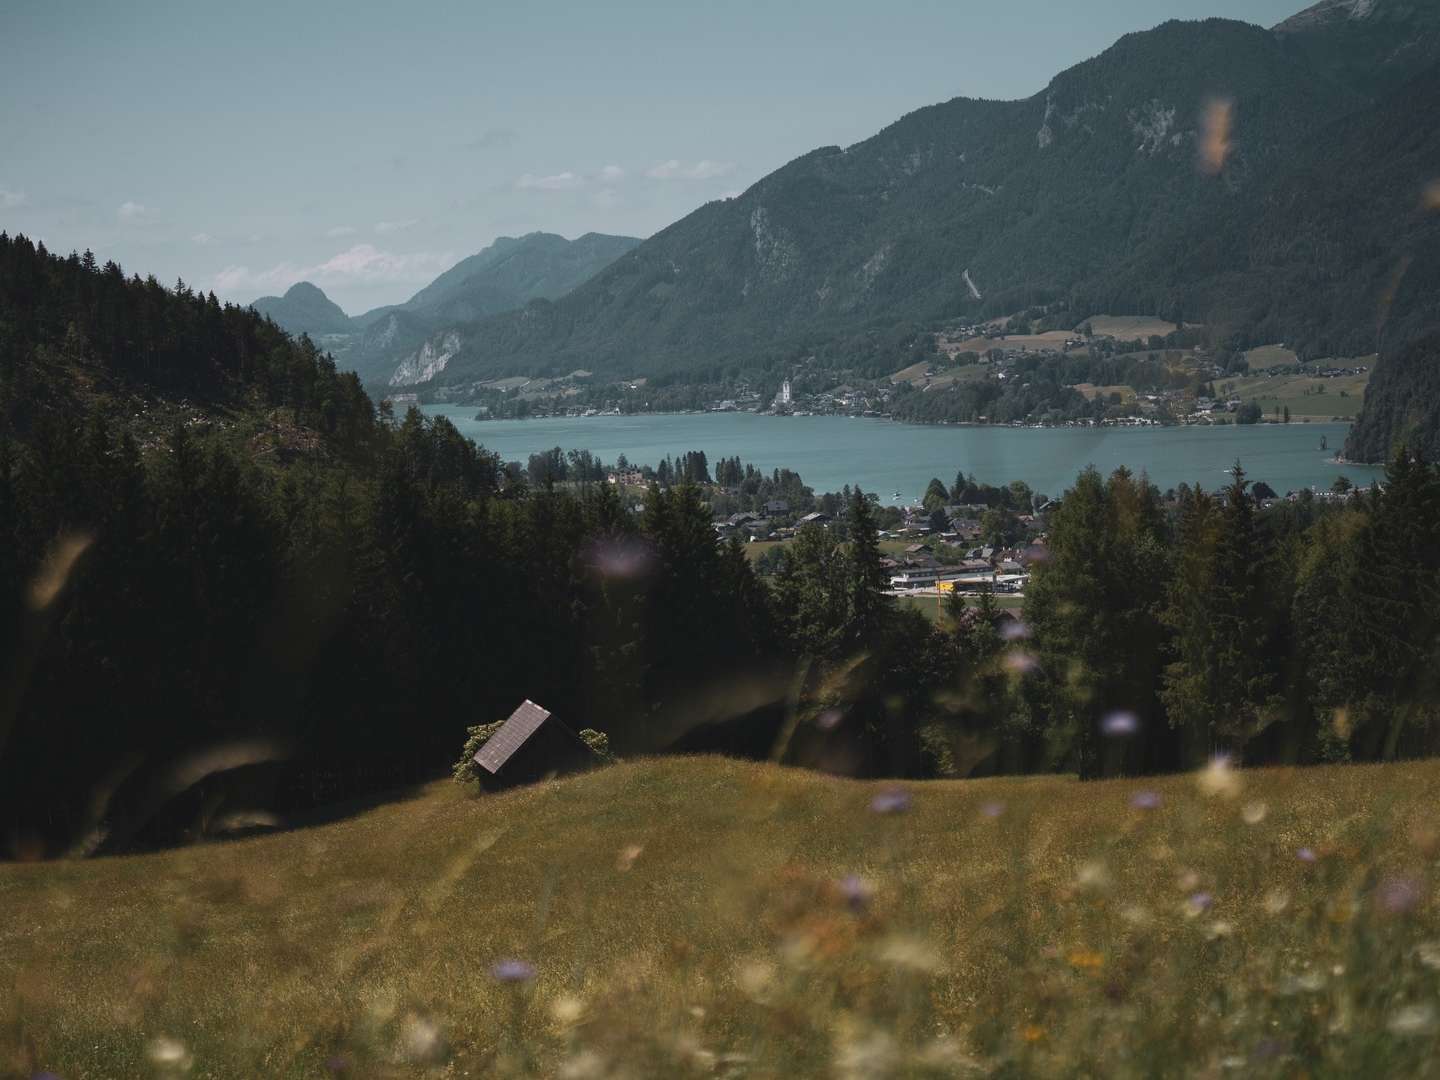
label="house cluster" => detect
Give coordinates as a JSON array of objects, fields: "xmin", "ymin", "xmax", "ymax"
[
  {"xmin": 883, "ymin": 539, "xmax": 1042, "ymax": 595},
  {"xmin": 713, "ymin": 501, "xmax": 809, "ymax": 541}
]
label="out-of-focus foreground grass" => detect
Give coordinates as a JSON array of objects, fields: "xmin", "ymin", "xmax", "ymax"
[{"xmin": 3, "ymin": 756, "xmax": 1440, "ymax": 1078}]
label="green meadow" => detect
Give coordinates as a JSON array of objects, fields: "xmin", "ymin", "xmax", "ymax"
[{"xmin": 4, "ymin": 756, "xmax": 1439, "ymax": 1077}]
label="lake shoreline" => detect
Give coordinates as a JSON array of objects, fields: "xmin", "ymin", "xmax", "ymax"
[{"xmin": 422, "ymin": 408, "xmax": 1381, "ymax": 499}]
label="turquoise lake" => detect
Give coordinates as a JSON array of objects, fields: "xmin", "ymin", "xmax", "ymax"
[{"xmin": 420, "ymin": 408, "xmax": 1380, "ymax": 500}]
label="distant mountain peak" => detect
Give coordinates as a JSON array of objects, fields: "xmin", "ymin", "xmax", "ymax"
[
  {"xmin": 283, "ymin": 281, "xmax": 330, "ymax": 300},
  {"xmin": 1276, "ymin": 0, "xmax": 1383, "ymax": 32}
]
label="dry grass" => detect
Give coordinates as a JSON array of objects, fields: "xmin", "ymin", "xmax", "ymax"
[
  {"xmin": 1072, "ymin": 383, "xmax": 1138, "ymax": 404},
  {"xmin": 4, "ymin": 757, "xmax": 1440, "ymax": 1077},
  {"xmin": 1085, "ymin": 315, "xmax": 1184, "ymax": 340}
]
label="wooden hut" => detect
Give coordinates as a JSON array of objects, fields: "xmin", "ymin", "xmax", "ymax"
[{"xmin": 472, "ymin": 700, "xmax": 597, "ymax": 790}]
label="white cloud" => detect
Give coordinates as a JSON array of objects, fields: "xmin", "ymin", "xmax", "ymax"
[
  {"xmin": 374, "ymin": 218, "xmax": 419, "ymax": 235},
  {"xmin": 117, "ymin": 200, "xmax": 158, "ymax": 226},
  {"xmin": 516, "ymin": 171, "xmax": 585, "ymax": 192},
  {"xmin": 598, "ymin": 164, "xmax": 626, "ymax": 183},
  {"xmin": 687, "ymin": 160, "xmax": 737, "ymax": 180},
  {"xmin": 647, "ymin": 159, "xmax": 737, "ymax": 181},
  {"xmin": 212, "ymin": 244, "xmax": 455, "ymax": 298},
  {"xmin": 326, "ymin": 225, "xmax": 358, "ymax": 238},
  {"xmin": 191, "ymin": 232, "xmax": 215, "ymax": 245},
  {"xmin": 0, "ymin": 188, "xmax": 26, "ymax": 210}
]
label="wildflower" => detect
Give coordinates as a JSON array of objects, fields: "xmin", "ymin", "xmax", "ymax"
[
  {"xmin": 1205, "ymin": 920, "xmax": 1234, "ymax": 940},
  {"xmin": 491, "ymin": 959, "xmax": 536, "ymax": 983},
  {"xmin": 1377, "ymin": 877, "xmax": 1421, "ymax": 915},
  {"xmin": 736, "ymin": 959, "xmax": 777, "ymax": 998},
  {"xmin": 551, "ymin": 996, "xmax": 585, "ymax": 1025},
  {"xmin": 870, "ymin": 787, "xmax": 912, "ymax": 814},
  {"xmin": 1185, "ymin": 892, "xmax": 1213, "ymax": 917},
  {"xmin": 1241, "ymin": 801, "xmax": 1268, "ymax": 825},
  {"xmin": 398, "ymin": 1015, "xmax": 444, "ymax": 1064},
  {"xmin": 816, "ymin": 709, "xmax": 843, "ymax": 731},
  {"xmin": 834, "ymin": 1029, "xmax": 899, "ymax": 1080},
  {"xmin": 1076, "ymin": 861, "xmax": 1110, "ymax": 891},
  {"xmin": 837, "ymin": 874, "xmax": 873, "ymax": 913},
  {"xmin": 1296, "ymin": 847, "xmax": 1318, "ymax": 863},
  {"xmin": 1387, "ymin": 1004, "xmax": 1438, "ymax": 1037},
  {"xmin": 616, "ymin": 844, "xmax": 643, "ymax": 871},
  {"xmin": 1415, "ymin": 941, "xmax": 1440, "ymax": 971},
  {"xmin": 1067, "ymin": 949, "xmax": 1105, "ymax": 971},
  {"xmin": 1196, "ymin": 754, "xmax": 1240, "ymax": 798},
  {"xmin": 1101, "ymin": 711, "xmax": 1139, "ymax": 737},
  {"xmin": 1262, "ymin": 888, "xmax": 1291, "ymax": 915},
  {"xmin": 147, "ymin": 1037, "xmax": 191, "ymax": 1070},
  {"xmin": 877, "ymin": 935, "xmax": 943, "ymax": 973},
  {"xmin": 1020, "ymin": 1024, "xmax": 1046, "ymax": 1044},
  {"xmin": 980, "ymin": 800, "xmax": 1006, "ymax": 819},
  {"xmin": 1130, "ymin": 790, "xmax": 1162, "ymax": 810}
]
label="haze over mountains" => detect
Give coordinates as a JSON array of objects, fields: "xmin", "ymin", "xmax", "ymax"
[
  {"xmin": 252, "ymin": 231, "xmax": 640, "ymax": 382},
  {"xmin": 319, "ymin": 0, "xmax": 1434, "ymax": 406}
]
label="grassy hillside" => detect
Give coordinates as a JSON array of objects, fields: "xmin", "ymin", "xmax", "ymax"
[{"xmin": 5, "ymin": 757, "xmax": 1440, "ymax": 1077}]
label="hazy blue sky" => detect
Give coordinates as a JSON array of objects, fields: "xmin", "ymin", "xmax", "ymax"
[{"xmin": 2, "ymin": 0, "xmax": 1306, "ymax": 313}]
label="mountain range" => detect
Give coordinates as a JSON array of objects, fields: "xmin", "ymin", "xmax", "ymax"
[
  {"xmin": 353, "ymin": 0, "xmax": 1439, "ymax": 408},
  {"xmin": 251, "ymin": 231, "xmax": 640, "ymax": 383}
]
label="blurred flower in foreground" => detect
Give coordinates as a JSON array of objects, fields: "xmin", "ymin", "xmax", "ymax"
[
  {"xmin": 1130, "ymin": 790, "xmax": 1162, "ymax": 811},
  {"xmin": 398, "ymin": 1014, "xmax": 444, "ymax": 1064},
  {"xmin": 1003, "ymin": 651, "xmax": 1038, "ymax": 675},
  {"xmin": 147, "ymin": 1036, "xmax": 192, "ymax": 1071},
  {"xmin": 1296, "ymin": 847, "xmax": 1318, "ymax": 864},
  {"xmin": 1414, "ymin": 942, "xmax": 1440, "ymax": 971},
  {"xmin": 837, "ymin": 874, "xmax": 873, "ymax": 913},
  {"xmin": 980, "ymin": 800, "xmax": 1006, "ymax": 819},
  {"xmin": 491, "ymin": 960, "xmax": 536, "ymax": 983},
  {"xmin": 1199, "ymin": 97, "xmax": 1233, "ymax": 175},
  {"xmin": 878, "ymin": 935, "xmax": 943, "ymax": 973},
  {"xmin": 816, "ymin": 709, "xmax": 843, "ymax": 731},
  {"xmin": 870, "ymin": 788, "xmax": 912, "ymax": 814},
  {"xmin": 616, "ymin": 844, "xmax": 643, "ymax": 872},
  {"xmin": 1001, "ymin": 620, "xmax": 1030, "ymax": 642},
  {"xmin": 587, "ymin": 538, "xmax": 653, "ymax": 580},
  {"xmin": 551, "ymin": 995, "xmax": 585, "ymax": 1025},
  {"xmin": 1241, "ymin": 801, "xmax": 1268, "ymax": 825},
  {"xmin": 1185, "ymin": 892, "xmax": 1213, "ymax": 917},
  {"xmin": 1101, "ymin": 711, "xmax": 1139, "ymax": 737},
  {"xmin": 1378, "ymin": 877, "xmax": 1421, "ymax": 915},
  {"xmin": 1263, "ymin": 888, "xmax": 1291, "ymax": 915},
  {"xmin": 1387, "ymin": 1004, "xmax": 1438, "ymax": 1037},
  {"xmin": 1197, "ymin": 755, "xmax": 1240, "ymax": 799}
]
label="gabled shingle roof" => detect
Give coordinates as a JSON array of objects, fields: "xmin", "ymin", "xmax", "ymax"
[{"xmin": 474, "ymin": 700, "xmax": 552, "ymax": 774}]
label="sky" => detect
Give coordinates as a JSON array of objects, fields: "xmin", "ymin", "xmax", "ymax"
[{"xmin": 1, "ymin": 0, "xmax": 1307, "ymax": 315}]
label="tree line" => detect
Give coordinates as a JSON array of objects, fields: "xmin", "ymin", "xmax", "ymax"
[{"xmin": 3, "ymin": 232, "xmax": 1438, "ymax": 856}]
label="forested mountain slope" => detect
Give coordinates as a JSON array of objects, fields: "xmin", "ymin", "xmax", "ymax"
[
  {"xmin": 405, "ymin": 5, "xmax": 1439, "ymax": 390},
  {"xmin": 249, "ymin": 232, "xmax": 640, "ymax": 385}
]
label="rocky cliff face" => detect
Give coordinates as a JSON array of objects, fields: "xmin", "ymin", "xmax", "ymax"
[{"xmin": 390, "ymin": 331, "xmax": 462, "ymax": 387}]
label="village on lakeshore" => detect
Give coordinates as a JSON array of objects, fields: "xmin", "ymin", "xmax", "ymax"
[{"xmin": 401, "ymin": 314, "xmax": 1375, "ymax": 430}]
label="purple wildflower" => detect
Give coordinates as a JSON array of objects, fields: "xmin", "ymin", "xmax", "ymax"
[
  {"xmin": 1101, "ymin": 711, "xmax": 1140, "ymax": 737},
  {"xmin": 816, "ymin": 709, "xmax": 843, "ymax": 731},
  {"xmin": 1001, "ymin": 620, "xmax": 1031, "ymax": 642},
  {"xmin": 491, "ymin": 959, "xmax": 536, "ymax": 983},
  {"xmin": 1378, "ymin": 877, "xmax": 1422, "ymax": 915},
  {"xmin": 1296, "ymin": 847, "xmax": 1318, "ymax": 864},
  {"xmin": 870, "ymin": 787, "xmax": 913, "ymax": 815},
  {"xmin": 1130, "ymin": 790, "xmax": 1162, "ymax": 810},
  {"xmin": 837, "ymin": 874, "xmax": 873, "ymax": 913},
  {"xmin": 1188, "ymin": 892, "xmax": 1214, "ymax": 914},
  {"xmin": 980, "ymin": 800, "xmax": 1006, "ymax": 819}
]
